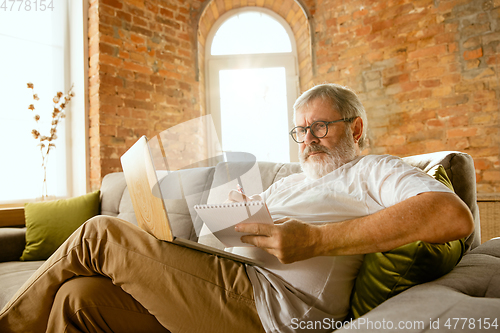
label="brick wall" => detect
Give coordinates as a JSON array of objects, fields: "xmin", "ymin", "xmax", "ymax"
[
  {"xmin": 88, "ymin": 0, "xmax": 203, "ymax": 190},
  {"xmin": 88, "ymin": 0, "xmax": 500, "ymax": 194},
  {"xmin": 313, "ymin": 0, "xmax": 500, "ymax": 193}
]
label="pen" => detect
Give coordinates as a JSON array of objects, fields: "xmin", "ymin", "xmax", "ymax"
[
  {"xmin": 237, "ymin": 184, "xmax": 245, "ymax": 195},
  {"xmin": 237, "ymin": 184, "xmax": 248, "ymax": 202},
  {"xmin": 237, "ymin": 183, "xmax": 251, "ymax": 217}
]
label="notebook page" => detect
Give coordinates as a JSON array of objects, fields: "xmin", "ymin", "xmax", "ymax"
[{"xmin": 194, "ymin": 201, "xmax": 273, "ymax": 247}]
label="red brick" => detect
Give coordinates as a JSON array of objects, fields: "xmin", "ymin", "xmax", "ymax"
[
  {"xmin": 408, "ymin": 25, "xmax": 444, "ymax": 42},
  {"xmin": 100, "ymin": 114, "xmax": 122, "ymax": 126},
  {"xmin": 133, "ymin": 16, "xmax": 148, "ymax": 27},
  {"xmin": 483, "ymin": 171, "xmax": 500, "ymax": 181},
  {"xmin": 145, "ymin": 1, "xmax": 159, "ymax": 14},
  {"xmin": 353, "ymin": 9, "xmax": 368, "ymax": 20},
  {"xmin": 356, "ymin": 25, "xmax": 371, "ymax": 36},
  {"xmin": 131, "ymin": 109, "xmax": 148, "ymax": 119},
  {"xmin": 101, "ymin": 0, "xmax": 122, "ymax": 9},
  {"xmin": 418, "ymin": 57, "xmax": 439, "ymax": 69},
  {"xmin": 101, "ymin": 74, "xmax": 124, "ymax": 87},
  {"xmin": 100, "ymin": 56, "xmax": 123, "ymax": 69},
  {"xmin": 117, "ymin": 11, "xmax": 132, "ymax": 22},
  {"xmin": 427, "ymin": 119, "xmax": 445, "ymax": 127},
  {"xmin": 160, "ymin": 7, "xmax": 174, "ymax": 19},
  {"xmin": 446, "ymin": 128, "xmax": 478, "ymax": 138},
  {"xmin": 447, "ymin": 137, "xmax": 470, "ymax": 151},
  {"xmin": 393, "ymin": 11, "xmax": 427, "ymax": 26},
  {"xmin": 442, "ymin": 95, "xmax": 469, "ymax": 107},
  {"xmin": 134, "ymin": 91, "xmax": 151, "ymax": 100},
  {"xmin": 463, "ymin": 48, "xmax": 483, "ymax": 60},
  {"xmin": 123, "ymin": 61, "xmax": 153, "ymax": 74},
  {"xmin": 99, "ymin": 43, "xmax": 117, "ymax": 56},
  {"xmin": 435, "ymin": 32, "xmax": 457, "ymax": 44},
  {"xmin": 378, "ymin": 135, "xmax": 406, "ymax": 146},
  {"xmin": 413, "ymin": 66, "xmax": 446, "ymax": 80},
  {"xmin": 124, "ymin": 98, "xmax": 154, "ymax": 110},
  {"xmin": 382, "ymin": 3, "xmax": 414, "ymax": 20},
  {"xmin": 159, "ymin": 70, "xmax": 182, "ymax": 80},
  {"xmin": 474, "ymin": 90, "xmax": 496, "ymax": 100},
  {"xmin": 101, "ymin": 124, "xmax": 117, "ymax": 136},
  {"xmin": 441, "ymin": 74, "xmax": 461, "ymax": 85},
  {"xmin": 449, "ymin": 115, "xmax": 469, "ymax": 127},
  {"xmin": 372, "ymin": 19, "xmax": 394, "ymax": 33},
  {"xmin": 100, "ymin": 35, "xmax": 123, "ymax": 47},
  {"xmin": 118, "ymin": 50, "xmax": 130, "ymax": 59},
  {"xmin": 421, "ymin": 79, "xmax": 441, "ymax": 88},
  {"xmin": 100, "ymin": 4, "xmax": 116, "ymax": 17},
  {"xmin": 474, "ymin": 158, "xmax": 493, "ymax": 170},
  {"xmin": 133, "ymin": 81, "xmax": 155, "ymax": 92},
  {"xmin": 425, "ymin": 140, "xmax": 448, "ymax": 152},
  {"xmin": 100, "ymin": 94, "xmax": 124, "ymax": 106},
  {"xmin": 408, "ymin": 45, "xmax": 447, "ymax": 60},
  {"xmin": 100, "ymin": 12, "xmax": 122, "ymax": 26},
  {"xmin": 363, "ymin": 15, "xmax": 377, "ymax": 26}
]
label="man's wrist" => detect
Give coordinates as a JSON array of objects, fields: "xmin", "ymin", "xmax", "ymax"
[{"xmin": 312, "ymin": 223, "xmax": 330, "ymax": 257}]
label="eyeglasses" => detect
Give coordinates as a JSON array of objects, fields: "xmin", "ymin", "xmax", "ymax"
[{"xmin": 289, "ymin": 118, "xmax": 356, "ymax": 143}]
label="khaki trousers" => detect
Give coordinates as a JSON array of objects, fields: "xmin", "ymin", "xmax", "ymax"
[{"xmin": 0, "ymin": 216, "xmax": 265, "ymax": 333}]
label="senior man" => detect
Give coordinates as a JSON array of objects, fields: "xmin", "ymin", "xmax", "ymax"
[{"xmin": 0, "ymin": 83, "xmax": 473, "ymax": 333}]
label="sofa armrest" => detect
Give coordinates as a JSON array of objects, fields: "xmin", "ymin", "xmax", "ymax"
[{"xmin": 0, "ymin": 228, "xmax": 26, "ymax": 262}]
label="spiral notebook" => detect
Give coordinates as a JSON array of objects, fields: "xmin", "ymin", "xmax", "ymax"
[{"xmin": 194, "ymin": 201, "xmax": 273, "ymax": 247}]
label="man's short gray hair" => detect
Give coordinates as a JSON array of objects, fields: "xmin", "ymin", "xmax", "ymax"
[{"xmin": 293, "ymin": 83, "xmax": 368, "ymax": 149}]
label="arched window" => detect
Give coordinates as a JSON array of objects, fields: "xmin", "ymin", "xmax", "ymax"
[{"xmin": 206, "ymin": 8, "xmax": 299, "ymax": 163}]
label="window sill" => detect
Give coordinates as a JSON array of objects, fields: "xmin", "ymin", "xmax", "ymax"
[{"xmin": 0, "ymin": 207, "xmax": 25, "ymax": 227}]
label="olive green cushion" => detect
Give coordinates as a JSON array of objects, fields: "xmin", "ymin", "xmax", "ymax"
[
  {"xmin": 21, "ymin": 191, "xmax": 101, "ymax": 261},
  {"xmin": 349, "ymin": 165, "xmax": 465, "ymax": 318}
]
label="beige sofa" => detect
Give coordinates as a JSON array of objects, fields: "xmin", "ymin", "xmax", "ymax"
[{"xmin": 1, "ymin": 151, "xmax": 498, "ymax": 332}]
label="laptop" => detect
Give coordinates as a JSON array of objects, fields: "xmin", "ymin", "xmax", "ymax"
[{"xmin": 120, "ymin": 135, "xmax": 263, "ymax": 266}]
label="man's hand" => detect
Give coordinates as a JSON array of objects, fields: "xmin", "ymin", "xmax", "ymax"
[
  {"xmin": 235, "ymin": 218, "xmax": 321, "ymax": 264},
  {"xmin": 224, "ymin": 190, "xmax": 262, "ymax": 203}
]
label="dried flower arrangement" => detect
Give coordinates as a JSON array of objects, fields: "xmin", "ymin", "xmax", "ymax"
[{"xmin": 27, "ymin": 82, "xmax": 75, "ymax": 199}]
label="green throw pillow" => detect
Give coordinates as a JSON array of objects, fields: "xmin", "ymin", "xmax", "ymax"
[
  {"xmin": 349, "ymin": 165, "xmax": 466, "ymax": 318},
  {"xmin": 21, "ymin": 191, "xmax": 101, "ymax": 261}
]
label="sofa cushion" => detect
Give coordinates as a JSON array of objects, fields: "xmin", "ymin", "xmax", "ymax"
[
  {"xmin": 338, "ymin": 239, "xmax": 500, "ymax": 333},
  {"xmin": 100, "ymin": 172, "xmax": 128, "ymax": 217},
  {"xmin": 21, "ymin": 191, "xmax": 101, "ymax": 261},
  {"xmin": 402, "ymin": 151, "xmax": 479, "ymax": 251},
  {"xmin": 349, "ymin": 165, "xmax": 465, "ymax": 318},
  {"xmin": 116, "ymin": 189, "xmax": 138, "ymax": 226},
  {"xmin": 0, "ymin": 228, "xmax": 27, "ymax": 263},
  {"xmin": 0, "ymin": 260, "xmax": 45, "ymax": 310}
]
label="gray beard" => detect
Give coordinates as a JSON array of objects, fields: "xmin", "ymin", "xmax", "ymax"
[{"xmin": 299, "ymin": 131, "xmax": 358, "ymax": 180}]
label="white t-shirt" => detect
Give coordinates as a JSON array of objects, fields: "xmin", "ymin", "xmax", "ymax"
[{"xmin": 234, "ymin": 155, "xmax": 453, "ymax": 333}]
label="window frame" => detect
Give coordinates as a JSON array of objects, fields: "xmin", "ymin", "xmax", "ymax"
[
  {"xmin": 0, "ymin": 0, "xmax": 89, "ymax": 207},
  {"xmin": 67, "ymin": 0, "xmax": 90, "ymax": 198},
  {"xmin": 205, "ymin": 7, "xmax": 300, "ymax": 162}
]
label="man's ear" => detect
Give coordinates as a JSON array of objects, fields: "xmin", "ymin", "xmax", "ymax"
[{"xmin": 351, "ymin": 117, "xmax": 363, "ymax": 143}]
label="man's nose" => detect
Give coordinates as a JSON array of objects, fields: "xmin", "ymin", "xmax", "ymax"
[{"xmin": 303, "ymin": 129, "xmax": 319, "ymax": 145}]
